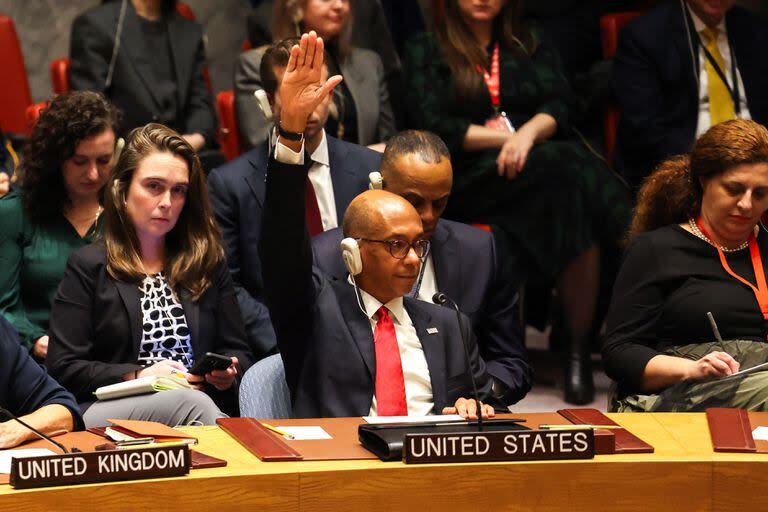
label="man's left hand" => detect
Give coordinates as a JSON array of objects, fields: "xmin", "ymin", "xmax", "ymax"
[{"xmin": 442, "ymin": 398, "xmax": 495, "ymax": 420}]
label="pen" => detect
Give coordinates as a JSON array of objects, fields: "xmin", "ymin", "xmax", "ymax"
[
  {"xmin": 707, "ymin": 311, "xmax": 725, "ymax": 350},
  {"xmin": 539, "ymin": 424, "xmax": 625, "ymax": 430},
  {"xmin": 261, "ymin": 423, "xmax": 295, "ymax": 440}
]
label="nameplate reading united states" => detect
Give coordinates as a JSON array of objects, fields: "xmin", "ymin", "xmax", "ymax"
[
  {"xmin": 403, "ymin": 429, "xmax": 595, "ymax": 464},
  {"xmin": 9, "ymin": 444, "xmax": 190, "ymax": 489}
]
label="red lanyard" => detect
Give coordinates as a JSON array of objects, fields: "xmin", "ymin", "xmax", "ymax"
[
  {"xmin": 697, "ymin": 217, "xmax": 768, "ymax": 321},
  {"xmin": 477, "ymin": 42, "xmax": 501, "ymax": 111}
]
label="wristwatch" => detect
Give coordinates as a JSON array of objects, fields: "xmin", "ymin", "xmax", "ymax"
[{"xmin": 277, "ymin": 123, "xmax": 304, "ymax": 142}]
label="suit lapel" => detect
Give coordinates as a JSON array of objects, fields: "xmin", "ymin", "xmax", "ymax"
[
  {"xmin": 430, "ymin": 221, "xmax": 462, "ymax": 302},
  {"xmin": 120, "ymin": 5, "xmax": 163, "ymax": 109},
  {"xmin": 243, "ymin": 145, "xmax": 270, "ymax": 208},
  {"xmin": 166, "ymin": 14, "xmax": 195, "ymax": 111},
  {"xmin": 671, "ymin": 2, "xmax": 700, "ymax": 97},
  {"xmin": 114, "ymin": 280, "xmax": 143, "ymax": 359},
  {"xmin": 327, "ymin": 137, "xmax": 360, "ymax": 221},
  {"xmin": 405, "ymin": 298, "xmax": 446, "ymax": 410},
  {"xmin": 179, "ymin": 289, "xmax": 200, "ymax": 357},
  {"xmin": 336, "ymin": 282, "xmax": 376, "ymax": 379}
]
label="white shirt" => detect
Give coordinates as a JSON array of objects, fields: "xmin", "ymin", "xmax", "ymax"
[
  {"xmin": 687, "ymin": 6, "xmax": 751, "ymax": 137},
  {"xmin": 350, "ymin": 283, "xmax": 434, "ymax": 417},
  {"xmin": 273, "ymin": 130, "xmax": 338, "ymax": 231}
]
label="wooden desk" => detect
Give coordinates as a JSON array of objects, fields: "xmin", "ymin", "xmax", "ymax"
[{"xmin": 0, "ymin": 413, "xmax": 766, "ymax": 511}]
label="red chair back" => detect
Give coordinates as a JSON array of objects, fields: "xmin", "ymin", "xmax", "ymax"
[
  {"xmin": 600, "ymin": 12, "xmax": 642, "ymax": 168},
  {"xmin": 50, "ymin": 57, "xmax": 71, "ymax": 95},
  {"xmin": 215, "ymin": 91, "xmax": 242, "ymax": 161},
  {"xmin": 175, "ymin": 2, "xmax": 196, "ymax": 21},
  {"xmin": 25, "ymin": 102, "xmax": 48, "ymax": 132},
  {"xmin": 0, "ymin": 15, "xmax": 33, "ymax": 135}
]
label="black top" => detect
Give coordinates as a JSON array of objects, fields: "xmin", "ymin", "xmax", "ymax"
[
  {"xmin": 603, "ymin": 224, "xmax": 768, "ymax": 394},
  {"xmin": 325, "ymin": 51, "xmax": 359, "ymax": 144},
  {"xmin": 138, "ymin": 16, "xmax": 179, "ymax": 130}
]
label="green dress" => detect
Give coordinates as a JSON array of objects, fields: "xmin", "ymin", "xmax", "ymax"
[
  {"xmin": 402, "ymin": 31, "xmax": 630, "ymax": 283},
  {"xmin": 0, "ymin": 190, "xmax": 101, "ymax": 349}
]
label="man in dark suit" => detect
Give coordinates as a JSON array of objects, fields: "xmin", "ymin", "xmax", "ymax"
[
  {"xmin": 262, "ymin": 32, "xmax": 497, "ymax": 419},
  {"xmin": 208, "ymin": 38, "xmax": 380, "ymax": 361},
  {"xmin": 312, "ymin": 131, "xmax": 532, "ymax": 405},
  {"xmin": 614, "ymin": 0, "xmax": 768, "ymax": 190},
  {"xmin": 69, "ymin": 0, "xmax": 215, "ymax": 153}
]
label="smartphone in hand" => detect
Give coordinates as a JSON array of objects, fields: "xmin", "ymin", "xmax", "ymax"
[{"xmin": 188, "ymin": 352, "xmax": 232, "ymax": 376}]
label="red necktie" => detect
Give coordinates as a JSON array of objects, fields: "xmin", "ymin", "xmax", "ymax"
[
  {"xmin": 373, "ymin": 307, "xmax": 408, "ymax": 416},
  {"xmin": 305, "ymin": 179, "xmax": 323, "ymax": 236}
]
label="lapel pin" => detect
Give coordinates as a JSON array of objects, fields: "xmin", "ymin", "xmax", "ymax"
[{"xmin": 427, "ymin": 327, "xmax": 438, "ymax": 334}]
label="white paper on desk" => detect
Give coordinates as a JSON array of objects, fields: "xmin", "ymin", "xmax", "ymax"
[
  {"xmin": 274, "ymin": 426, "xmax": 332, "ymax": 440},
  {"xmin": 363, "ymin": 414, "xmax": 464, "ymax": 424},
  {"xmin": 753, "ymin": 426, "xmax": 768, "ymax": 441},
  {"xmin": 0, "ymin": 449, "xmax": 55, "ymax": 474}
]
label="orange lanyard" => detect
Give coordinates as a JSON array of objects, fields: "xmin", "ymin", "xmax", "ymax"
[
  {"xmin": 477, "ymin": 43, "xmax": 501, "ymax": 111},
  {"xmin": 697, "ymin": 217, "xmax": 768, "ymax": 321}
]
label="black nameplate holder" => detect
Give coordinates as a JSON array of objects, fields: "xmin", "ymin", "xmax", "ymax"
[
  {"xmin": 9, "ymin": 444, "xmax": 190, "ymax": 489},
  {"xmin": 403, "ymin": 429, "xmax": 595, "ymax": 464}
]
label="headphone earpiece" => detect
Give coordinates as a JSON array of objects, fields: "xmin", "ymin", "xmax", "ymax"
[
  {"xmin": 368, "ymin": 171, "xmax": 383, "ymax": 190},
  {"xmin": 340, "ymin": 237, "xmax": 362, "ymax": 276}
]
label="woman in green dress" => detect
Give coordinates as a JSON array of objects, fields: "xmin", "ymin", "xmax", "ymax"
[
  {"xmin": 0, "ymin": 91, "xmax": 119, "ymax": 359},
  {"xmin": 402, "ymin": 0, "xmax": 631, "ymax": 404}
]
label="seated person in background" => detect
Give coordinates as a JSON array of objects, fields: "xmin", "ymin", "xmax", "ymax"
[
  {"xmin": 69, "ymin": 0, "xmax": 218, "ymax": 159},
  {"xmin": 0, "ymin": 92, "xmax": 119, "ymax": 359},
  {"xmin": 209, "ymin": 37, "xmax": 379, "ymax": 361},
  {"xmin": 235, "ymin": 0, "xmax": 396, "ymax": 150},
  {"xmin": 614, "ymin": 0, "xmax": 768, "ymax": 191},
  {"xmin": 261, "ymin": 32, "xmax": 498, "ymax": 419},
  {"xmin": 0, "ymin": 315, "xmax": 82, "ymax": 449},
  {"xmin": 47, "ymin": 124, "xmax": 255, "ymax": 427},
  {"xmin": 312, "ymin": 130, "xmax": 532, "ymax": 405},
  {"xmin": 603, "ymin": 119, "xmax": 768, "ymax": 412},
  {"xmin": 402, "ymin": 0, "xmax": 631, "ymax": 404}
]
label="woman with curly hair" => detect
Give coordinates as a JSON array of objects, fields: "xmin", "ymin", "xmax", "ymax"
[
  {"xmin": 603, "ymin": 119, "xmax": 768, "ymax": 412},
  {"xmin": 0, "ymin": 91, "xmax": 119, "ymax": 359}
]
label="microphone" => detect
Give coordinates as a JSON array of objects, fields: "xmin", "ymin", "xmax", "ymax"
[
  {"xmin": 432, "ymin": 292, "xmax": 483, "ymax": 431},
  {"xmin": 0, "ymin": 406, "xmax": 69, "ymax": 454}
]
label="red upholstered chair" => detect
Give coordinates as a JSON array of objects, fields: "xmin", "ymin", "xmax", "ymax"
[
  {"xmin": 215, "ymin": 91, "xmax": 242, "ymax": 161},
  {"xmin": 0, "ymin": 15, "xmax": 33, "ymax": 136},
  {"xmin": 50, "ymin": 57, "xmax": 70, "ymax": 95},
  {"xmin": 25, "ymin": 102, "xmax": 48, "ymax": 131},
  {"xmin": 600, "ymin": 12, "xmax": 642, "ymax": 168},
  {"xmin": 175, "ymin": 2, "xmax": 196, "ymax": 21},
  {"xmin": 472, "ymin": 223, "xmax": 491, "ymax": 232}
]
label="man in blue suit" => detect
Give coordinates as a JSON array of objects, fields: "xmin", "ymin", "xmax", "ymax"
[
  {"xmin": 614, "ymin": 0, "xmax": 768, "ymax": 190},
  {"xmin": 262, "ymin": 32, "xmax": 498, "ymax": 419},
  {"xmin": 208, "ymin": 38, "xmax": 380, "ymax": 360},
  {"xmin": 313, "ymin": 131, "xmax": 532, "ymax": 405}
]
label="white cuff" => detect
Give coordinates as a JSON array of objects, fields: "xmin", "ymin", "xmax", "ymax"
[{"xmin": 274, "ymin": 140, "xmax": 304, "ymax": 165}]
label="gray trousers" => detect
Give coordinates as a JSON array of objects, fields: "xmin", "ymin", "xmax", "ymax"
[{"xmin": 84, "ymin": 389, "xmax": 228, "ymax": 428}]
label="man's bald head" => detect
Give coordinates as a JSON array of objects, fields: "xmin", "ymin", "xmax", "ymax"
[{"xmin": 342, "ymin": 189, "xmax": 422, "ymax": 238}]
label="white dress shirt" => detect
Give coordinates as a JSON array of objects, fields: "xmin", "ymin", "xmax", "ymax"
[
  {"xmin": 274, "ymin": 130, "xmax": 338, "ymax": 230},
  {"xmin": 687, "ymin": 6, "xmax": 751, "ymax": 137},
  {"xmin": 349, "ymin": 283, "xmax": 434, "ymax": 416}
]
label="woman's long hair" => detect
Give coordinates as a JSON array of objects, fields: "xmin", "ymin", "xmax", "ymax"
[
  {"xmin": 271, "ymin": 0, "xmax": 353, "ymax": 57},
  {"xmin": 629, "ymin": 119, "xmax": 768, "ymax": 240},
  {"xmin": 434, "ymin": 0, "xmax": 534, "ymax": 100},
  {"xmin": 102, "ymin": 124, "xmax": 224, "ymax": 301},
  {"xmin": 19, "ymin": 91, "xmax": 120, "ymax": 222}
]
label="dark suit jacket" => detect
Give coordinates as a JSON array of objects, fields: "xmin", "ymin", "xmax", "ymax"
[
  {"xmin": 207, "ymin": 136, "xmax": 379, "ymax": 360},
  {"xmin": 261, "ymin": 156, "xmax": 497, "ymax": 418},
  {"xmin": 312, "ymin": 221, "xmax": 531, "ymax": 404},
  {"xmin": 69, "ymin": 1, "xmax": 216, "ymax": 143},
  {"xmin": 614, "ymin": 3, "xmax": 768, "ymax": 190},
  {"xmin": 46, "ymin": 244, "xmax": 254, "ymax": 414},
  {"xmin": 0, "ymin": 315, "xmax": 83, "ymax": 430}
]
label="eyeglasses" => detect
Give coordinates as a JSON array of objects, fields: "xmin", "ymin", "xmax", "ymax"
[{"xmin": 357, "ymin": 238, "xmax": 431, "ymax": 259}]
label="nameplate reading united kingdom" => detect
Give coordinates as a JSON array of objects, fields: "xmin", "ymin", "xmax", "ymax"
[
  {"xmin": 403, "ymin": 429, "xmax": 594, "ymax": 464},
  {"xmin": 9, "ymin": 444, "xmax": 190, "ymax": 489}
]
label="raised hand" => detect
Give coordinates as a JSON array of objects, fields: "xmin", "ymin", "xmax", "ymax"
[{"xmin": 279, "ymin": 31, "xmax": 343, "ymax": 135}]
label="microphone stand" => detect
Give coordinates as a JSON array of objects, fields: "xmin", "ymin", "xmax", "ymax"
[
  {"xmin": 0, "ymin": 407, "xmax": 69, "ymax": 454},
  {"xmin": 433, "ymin": 293, "xmax": 483, "ymax": 431}
]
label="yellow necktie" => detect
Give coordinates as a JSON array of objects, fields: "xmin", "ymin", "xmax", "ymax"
[{"xmin": 702, "ymin": 27, "xmax": 736, "ymax": 125}]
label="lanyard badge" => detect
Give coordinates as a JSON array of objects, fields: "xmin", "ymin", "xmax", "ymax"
[{"xmin": 478, "ymin": 43, "xmax": 514, "ymax": 133}]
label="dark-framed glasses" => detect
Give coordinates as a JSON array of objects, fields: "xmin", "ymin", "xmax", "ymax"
[{"xmin": 357, "ymin": 238, "xmax": 431, "ymax": 259}]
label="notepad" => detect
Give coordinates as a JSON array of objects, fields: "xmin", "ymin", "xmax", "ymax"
[
  {"xmin": 274, "ymin": 426, "xmax": 332, "ymax": 440},
  {"xmin": 363, "ymin": 415, "xmax": 464, "ymax": 424},
  {"xmin": 94, "ymin": 375, "xmax": 191, "ymax": 400},
  {"xmin": 0, "ymin": 449, "xmax": 55, "ymax": 474}
]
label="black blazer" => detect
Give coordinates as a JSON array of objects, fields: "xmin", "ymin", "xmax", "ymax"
[
  {"xmin": 614, "ymin": 3, "xmax": 768, "ymax": 189},
  {"xmin": 69, "ymin": 1, "xmax": 216, "ymax": 142},
  {"xmin": 260, "ymin": 156, "xmax": 497, "ymax": 418},
  {"xmin": 46, "ymin": 244, "xmax": 254, "ymax": 413},
  {"xmin": 207, "ymin": 137, "xmax": 379, "ymax": 360},
  {"xmin": 312, "ymin": 220, "xmax": 532, "ymax": 404}
]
